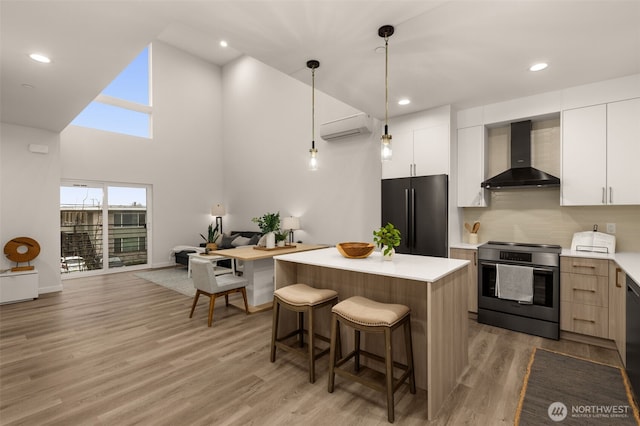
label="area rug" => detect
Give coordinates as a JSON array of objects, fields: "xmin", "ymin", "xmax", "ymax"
[
  {"xmin": 135, "ymin": 268, "xmax": 195, "ymax": 297},
  {"xmin": 515, "ymin": 347, "xmax": 640, "ymax": 425}
]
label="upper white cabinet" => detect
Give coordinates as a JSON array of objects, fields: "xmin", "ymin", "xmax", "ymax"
[
  {"xmin": 457, "ymin": 125, "xmax": 488, "ymax": 207},
  {"xmin": 562, "ymin": 98, "xmax": 640, "ymax": 206},
  {"xmin": 606, "ymin": 99, "xmax": 640, "ymax": 205},
  {"xmin": 382, "ymin": 106, "xmax": 451, "ymax": 179},
  {"xmin": 561, "ymin": 104, "xmax": 607, "ymax": 205},
  {"xmin": 382, "ymin": 125, "xmax": 449, "ymax": 179},
  {"xmin": 381, "ymin": 129, "xmax": 413, "ymax": 179}
]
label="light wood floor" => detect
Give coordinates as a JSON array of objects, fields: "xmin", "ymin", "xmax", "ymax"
[{"xmin": 0, "ymin": 270, "xmax": 622, "ymax": 425}]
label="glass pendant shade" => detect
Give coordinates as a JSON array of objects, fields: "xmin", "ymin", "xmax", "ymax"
[
  {"xmin": 381, "ymin": 132, "xmax": 392, "ymax": 161},
  {"xmin": 309, "ymin": 147, "xmax": 318, "ymax": 171}
]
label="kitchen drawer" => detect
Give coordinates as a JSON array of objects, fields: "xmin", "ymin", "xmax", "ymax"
[
  {"xmin": 560, "ymin": 272, "xmax": 609, "ymax": 307},
  {"xmin": 560, "ymin": 302, "xmax": 609, "ymax": 338},
  {"xmin": 561, "ymin": 257, "xmax": 608, "ymax": 277}
]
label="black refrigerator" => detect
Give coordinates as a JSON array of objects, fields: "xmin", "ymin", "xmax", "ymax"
[{"xmin": 381, "ymin": 174, "xmax": 448, "ymax": 258}]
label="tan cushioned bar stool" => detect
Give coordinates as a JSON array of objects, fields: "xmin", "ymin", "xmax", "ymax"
[
  {"xmin": 270, "ymin": 284, "xmax": 339, "ymax": 383},
  {"xmin": 328, "ymin": 296, "xmax": 416, "ymax": 423}
]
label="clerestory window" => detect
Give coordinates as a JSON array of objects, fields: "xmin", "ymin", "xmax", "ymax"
[{"xmin": 71, "ymin": 45, "xmax": 151, "ymax": 138}]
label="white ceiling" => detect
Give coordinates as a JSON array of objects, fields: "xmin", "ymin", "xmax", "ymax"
[{"xmin": 2, "ymin": 1, "xmax": 639, "ymax": 133}]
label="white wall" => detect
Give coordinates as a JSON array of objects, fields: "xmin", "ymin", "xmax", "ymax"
[
  {"xmin": 221, "ymin": 56, "xmax": 381, "ymax": 244},
  {"xmin": 0, "ymin": 123, "xmax": 62, "ymax": 293},
  {"xmin": 61, "ymin": 41, "xmax": 224, "ymax": 267}
]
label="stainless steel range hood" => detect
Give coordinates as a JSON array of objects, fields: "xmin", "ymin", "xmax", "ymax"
[{"xmin": 481, "ymin": 120, "xmax": 560, "ymax": 190}]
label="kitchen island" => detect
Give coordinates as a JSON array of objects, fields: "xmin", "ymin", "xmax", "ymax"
[{"xmin": 274, "ymin": 247, "xmax": 469, "ymax": 420}]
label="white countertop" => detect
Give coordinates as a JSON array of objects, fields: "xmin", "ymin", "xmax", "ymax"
[
  {"xmin": 450, "ymin": 242, "xmax": 482, "ymax": 250},
  {"xmin": 275, "ymin": 247, "xmax": 469, "ymax": 283},
  {"xmin": 612, "ymin": 253, "xmax": 640, "ymax": 287}
]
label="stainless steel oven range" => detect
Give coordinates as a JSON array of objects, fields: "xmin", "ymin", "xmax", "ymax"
[{"xmin": 477, "ymin": 241, "xmax": 562, "ymax": 340}]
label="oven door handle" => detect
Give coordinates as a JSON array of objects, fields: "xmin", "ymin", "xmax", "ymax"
[
  {"xmin": 479, "ymin": 262, "xmax": 556, "ymax": 274},
  {"xmin": 532, "ymin": 267, "xmax": 555, "ymax": 274}
]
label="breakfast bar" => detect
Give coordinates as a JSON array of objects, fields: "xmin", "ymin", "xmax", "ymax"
[{"xmin": 274, "ymin": 247, "xmax": 469, "ymax": 420}]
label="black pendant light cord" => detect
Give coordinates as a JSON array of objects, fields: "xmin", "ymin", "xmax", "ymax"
[
  {"xmin": 312, "ymin": 65, "xmax": 315, "ymax": 148},
  {"xmin": 307, "ymin": 59, "xmax": 320, "ymax": 165},
  {"xmin": 378, "ymin": 25, "xmax": 394, "ymax": 137}
]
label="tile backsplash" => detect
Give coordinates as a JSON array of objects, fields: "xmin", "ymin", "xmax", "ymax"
[{"xmin": 463, "ymin": 119, "xmax": 640, "ymax": 252}]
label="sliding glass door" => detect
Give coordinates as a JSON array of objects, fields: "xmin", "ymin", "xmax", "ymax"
[{"xmin": 60, "ymin": 182, "xmax": 150, "ymax": 275}]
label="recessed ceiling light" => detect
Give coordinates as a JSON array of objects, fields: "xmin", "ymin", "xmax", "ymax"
[
  {"xmin": 29, "ymin": 53, "xmax": 51, "ymax": 63},
  {"xmin": 398, "ymin": 99, "xmax": 411, "ymax": 106},
  {"xmin": 220, "ymin": 40, "xmax": 228, "ymax": 48},
  {"xmin": 529, "ymin": 62, "xmax": 548, "ymax": 72}
]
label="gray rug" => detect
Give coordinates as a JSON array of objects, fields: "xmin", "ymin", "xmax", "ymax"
[
  {"xmin": 135, "ymin": 268, "xmax": 195, "ymax": 297},
  {"xmin": 516, "ymin": 348, "xmax": 640, "ymax": 425}
]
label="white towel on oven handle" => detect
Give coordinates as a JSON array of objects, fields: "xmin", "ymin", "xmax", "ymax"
[{"xmin": 495, "ymin": 264, "xmax": 534, "ymax": 304}]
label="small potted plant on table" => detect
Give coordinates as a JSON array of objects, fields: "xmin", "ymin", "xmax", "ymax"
[
  {"xmin": 252, "ymin": 212, "xmax": 281, "ymax": 248},
  {"xmin": 275, "ymin": 230, "xmax": 289, "ymax": 247},
  {"xmin": 373, "ymin": 222, "xmax": 401, "ymax": 261},
  {"xmin": 200, "ymin": 223, "xmax": 221, "ymax": 253}
]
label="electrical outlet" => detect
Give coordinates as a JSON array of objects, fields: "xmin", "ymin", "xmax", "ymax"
[{"xmin": 606, "ymin": 223, "xmax": 616, "ymax": 234}]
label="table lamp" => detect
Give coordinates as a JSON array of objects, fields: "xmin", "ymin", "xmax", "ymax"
[{"xmin": 281, "ymin": 216, "xmax": 300, "ymax": 244}]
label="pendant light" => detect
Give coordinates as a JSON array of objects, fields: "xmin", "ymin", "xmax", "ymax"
[
  {"xmin": 379, "ymin": 25, "xmax": 394, "ymax": 162},
  {"xmin": 307, "ymin": 59, "xmax": 320, "ymax": 171}
]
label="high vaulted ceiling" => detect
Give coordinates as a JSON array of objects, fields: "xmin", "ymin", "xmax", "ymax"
[{"xmin": 2, "ymin": 1, "xmax": 639, "ymax": 133}]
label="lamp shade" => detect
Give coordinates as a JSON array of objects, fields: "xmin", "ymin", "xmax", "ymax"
[
  {"xmin": 211, "ymin": 204, "xmax": 226, "ymax": 217},
  {"xmin": 281, "ymin": 216, "xmax": 300, "ymax": 230}
]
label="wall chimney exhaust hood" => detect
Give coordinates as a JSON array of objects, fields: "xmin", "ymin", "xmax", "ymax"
[{"xmin": 480, "ymin": 120, "xmax": 560, "ymax": 190}]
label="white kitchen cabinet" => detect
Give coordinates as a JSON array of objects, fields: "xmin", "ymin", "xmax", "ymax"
[
  {"xmin": 0, "ymin": 270, "xmax": 38, "ymax": 304},
  {"xmin": 606, "ymin": 98, "xmax": 640, "ymax": 205},
  {"xmin": 382, "ymin": 124, "xmax": 449, "ymax": 179},
  {"xmin": 381, "ymin": 129, "xmax": 413, "ymax": 179},
  {"xmin": 457, "ymin": 125, "xmax": 487, "ymax": 207},
  {"xmin": 561, "ymin": 98, "xmax": 640, "ymax": 206}
]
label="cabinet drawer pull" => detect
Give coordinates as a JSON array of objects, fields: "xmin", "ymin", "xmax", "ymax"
[
  {"xmin": 573, "ymin": 288, "xmax": 596, "ymax": 293},
  {"xmin": 572, "ymin": 264, "xmax": 596, "ymax": 269},
  {"xmin": 616, "ymin": 267, "xmax": 623, "ymax": 288},
  {"xmin": 573, "ymin": 317, "xmax": 596, "ymax": 323}
]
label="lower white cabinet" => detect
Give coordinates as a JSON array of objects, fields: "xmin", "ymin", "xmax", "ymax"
[{"xmin": 0, "ymin": 270, "xmax": 38, "ymax": 304}]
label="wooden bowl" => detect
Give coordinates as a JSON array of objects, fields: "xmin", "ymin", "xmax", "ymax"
[{"xmin": 336, "ymin": 242, "xmax": 375, "ymax": 259}]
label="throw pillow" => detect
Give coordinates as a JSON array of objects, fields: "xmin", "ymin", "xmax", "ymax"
[
  {"xmin": 231, "ymin": 236, "xmax": 251, "ymax": 247},
  {"xmin": 248, "ymin": 234, "xmax": 261, "ymax": 245},
  {"xmin": 219, "ymin": 233, "xmax": 240, "ymax": 249}
]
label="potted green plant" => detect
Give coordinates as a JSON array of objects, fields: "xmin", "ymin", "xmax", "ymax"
[
  {"xmin": 275, "ymin": 229, "xmax": 289, "ymax": 247},
  {"xmin": 200, "ymin": 223, "xmax": 220, "ymax": 251},
  {"xmin": 373, "ymin": 222, "xmax": 401, "ymax": 260},
  {"xmin": 252, "ymin": 212, "xmax": 281, "ymax": 248}
]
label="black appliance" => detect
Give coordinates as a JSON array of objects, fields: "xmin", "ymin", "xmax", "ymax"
[
  {"xmin": 381, "ymin": 174, "xmax": 448, "ymax": 258},
  {"xmin": 481, "ymin": 120, "xmax": 560, "ymax": 189},
  {"xmin": 477, "ymin": 241, "xmax": 562, "ymax": 339},
  {"xmin": 627, "ymin": 274, "xmax": 640, "ymax": 402}
]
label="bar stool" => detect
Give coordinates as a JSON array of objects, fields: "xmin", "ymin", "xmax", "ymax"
[
  {"xmin": 328, "ymin": 296, "xmax": 416, "ymax": 423},
  {"xmin": 270, "ymin": 283, "xmax": 339, "ymax": 383}
]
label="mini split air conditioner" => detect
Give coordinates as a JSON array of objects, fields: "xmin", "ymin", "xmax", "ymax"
[{"xmin": 319, "ymin": 113, "xmax": 373, "ymax": 141}]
